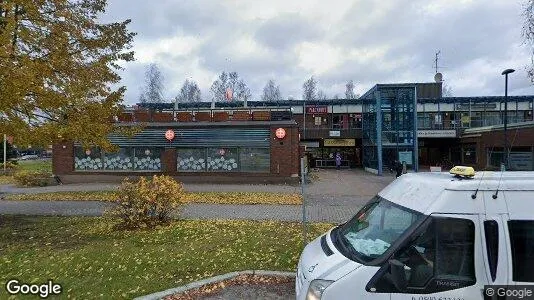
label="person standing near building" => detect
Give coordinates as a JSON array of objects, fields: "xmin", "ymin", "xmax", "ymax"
[
  {"xmin": 395, "ymin": 160, "xmax": 403, "ymax": 178},
  {"xmin": 335, "ymin": 152, "xmax": 342, "ymax": 170}
]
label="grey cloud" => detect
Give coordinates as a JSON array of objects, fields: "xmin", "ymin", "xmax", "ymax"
[
  {"xmin": 105, "ymin": 0, "xmax": 533, "ymax": 103},
  {"xmin": 103, "ymin": 0, "xmax": 234, "ymax": 41}
]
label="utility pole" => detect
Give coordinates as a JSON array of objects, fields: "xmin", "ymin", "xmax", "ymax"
[
  {"xmin": 3, "ymin": 134, "xmax": 6, "ymax": 173},
  {"xmin": 501, "ymin": 69, "xmax": 515, "ymax": 170},
  {"xmin": 300, "ymin": 157, "xmax": 307, "ymax": 244}
]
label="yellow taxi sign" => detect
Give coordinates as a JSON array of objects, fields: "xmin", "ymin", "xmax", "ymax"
[{"xmin": 449, "ymin": 166, "xmax": 475, "ymax": 177}]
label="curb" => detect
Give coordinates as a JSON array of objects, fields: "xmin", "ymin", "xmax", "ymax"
[{"xmin": 134, "ymin": 270, "xmax": 296, "ymax": 300}]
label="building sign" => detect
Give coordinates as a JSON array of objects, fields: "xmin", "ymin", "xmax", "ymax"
[
  {"xmin": 417, "ymin": 130, "xmax": 456, "ymax": 138},
  {"xmin": 329, "ymin": 130, "xmax": 341, "ymax": 137},
  {"xmin": 434, "ymin": 114, "xmax": 442, "ymax": 125},
  {"xmin": 301, "ymin": 141, "xmax": 320, "ymax": 148},
  {"xmin": 165, "ymin": 129, "xmax": 175, "ymax": 141},
  {"xmin": 456, "ymin": 103, "xmax": 497, "ymax": 110},
  {"xmin": 324, "ymin": 139, "xmax": 355, "ymax": 147},
  {"xmin": 275, "ymin": 128, "xmax": 286, "ymax": 139},
  {"xmin": 509, "ymin": 152, "xmax": 533, "ymax": 171},
  {"xmin": 306, "ymin": 106, "xmax": 328, "ymax": 114},
  {"xmin": 398, "ymin": 151, "xmax": 413, "ymax": 165}
]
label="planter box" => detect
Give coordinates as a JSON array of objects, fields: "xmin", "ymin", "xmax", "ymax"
[
  {"xmin": 152, "ymin": 112, "xmax": 173, "ymax": 122},
  {"xmin": 195, "ymin": 112, "xmax": 211, "ymax": 122},
  {"xmin": 134, "ymin": 111, "xmax": 150, "ymax": 122},
  {"xmin": 232, "ymin": 111, "xmax": 251, "ymax": 121},
  {"xmin": 118, "ymin": 113, "xmax": 133, "ymax": 122},
  {"xmin": 177, "ymin": 112, "xmax": 193, "ymax": 122},
  {"xmin": 212, "ymin": 112, "xmax": 229, "ymax": 122},
  {"xmin": 430, "ymin": 166, "xmax": 442, "ymax": 172},
  {"xmin": 252, "ymin": 111, "xmax": 271, "ymax": 121}
]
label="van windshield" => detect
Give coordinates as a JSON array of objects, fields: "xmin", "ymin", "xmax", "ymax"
[{"xmin": 333, "ymin": 197, "xmax": 424, "ymax": 263}]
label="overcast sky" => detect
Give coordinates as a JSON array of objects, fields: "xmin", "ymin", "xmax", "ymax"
[{"xmin": 102, "ymin": 0, "xmax": 534, "ymax": 104}]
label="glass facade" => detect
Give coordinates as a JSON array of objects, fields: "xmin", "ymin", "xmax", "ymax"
[
  {"xmin": 207, "ymin": 148, "xmax": 239, "ymax": 172},
  {"xmin": 362, "ymin": 85, "xmax": 418, "ymax": 174},
  {"xmin": 74, "ymin": 146, "xmax": 162, "ymax": 171},
  {"xmin": 104, "ymin": 147, "xmax": 132, "ymax": 171},
  {"xmin": 133, "ymin": 148, "xmax": 162, "ymax": 171},
  {"xmin": 177, "ymin": 148, "xmax": 206, "ymax": 172},
  {"xmin": 75, "ymin": 146, "xmax": 271, "ymax": 173},
  {"xmin": 239, "ymin": 148, "xmax": 270, "ymax": 172},
  {"xmin": 74, "ymin": 147, "xmax": 102, "ymax": 171},
  {"xmin": 177, "ymin": 147, "xmax": 270, "ymax": 173}
]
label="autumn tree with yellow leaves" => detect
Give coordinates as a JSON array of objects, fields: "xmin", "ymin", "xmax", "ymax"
[{"xmin": 0, "ymin": 0, "xmax": 135, "ymax": 149}]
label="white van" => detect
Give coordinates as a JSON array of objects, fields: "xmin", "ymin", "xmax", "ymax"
[{"xmin": 296, "ymin": 169, "xmax": 534, "ymax": 300}]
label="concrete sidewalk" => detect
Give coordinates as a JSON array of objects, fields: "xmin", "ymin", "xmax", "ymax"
[{"xmin": 0, "ymin": 169, "xmax": 393, "ymax": 196}]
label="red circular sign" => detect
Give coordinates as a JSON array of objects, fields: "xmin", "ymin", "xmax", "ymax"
[
  {"xmin": 165, "ymin": 129, "xmax": 175, "ymax": 141},
  {"xmin": 275, "ymin": 128, "xmax": 286, "ymax": 139}
]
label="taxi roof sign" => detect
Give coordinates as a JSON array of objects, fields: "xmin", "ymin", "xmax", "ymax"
[{"xmin": 449, "ymin": 166, "xmax": 475, "ymax": 178}]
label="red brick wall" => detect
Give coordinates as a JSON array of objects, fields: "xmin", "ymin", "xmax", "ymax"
[
  {"xmin": 270, "ymin": 125, "xmax": 299, "ymax": 176},
  {"xmin": 161, "ymin": 148, "xmax": 176, "ymax": 173},
  {"xmin": 462, "ymin": 126, "xmax": 534, "ymax": 170},
  {"xmin": 52, "ymin": 142, "xmax": 74, "ymax": 174}
]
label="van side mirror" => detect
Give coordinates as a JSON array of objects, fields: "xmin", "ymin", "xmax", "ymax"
[{"xmin": 389, "ymin": 259, "xmax": 408, "ymax": 291}]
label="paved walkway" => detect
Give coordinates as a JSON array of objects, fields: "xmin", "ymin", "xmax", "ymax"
[
  {"xmin": 0, "ymin": 169, "xmax": 394, "ymax": 223},
  {"xmin": 0, "ymin": 201, "xmax": 359, "ymax": 223}
]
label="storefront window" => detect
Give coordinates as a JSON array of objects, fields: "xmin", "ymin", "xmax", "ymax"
[
  {"xmin": 74, "ymin": 147, "xmax": 102, "ymax": 171},
  {"xmin": 207, "ymin": 148, "xmax": 238, "ymax": 171},
  {"xmin": 462, "ymin": 145, "xmax": 476, "ymax": 166},
  {"xmin": 177, "ymin": 148, "xmax": 206, "ymax": 172},
  {"xmin": 239, "ymin": 148, "xmax": 270, "ymax": 172},
  {"xmin": 487, "ymin": 148, "xmax": 504, "ymax": 169},
  {"xmin": 133, "ymin": 148, "xmax": 161, "ymax": 171},
  {"xmin": 104, "ymin": 148, "xmax": 133, "ymax": 171}
]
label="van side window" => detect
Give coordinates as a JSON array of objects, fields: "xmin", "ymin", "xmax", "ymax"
[
  {"xmin": 370, "ymin": 217, "xmax": 476, "ymax": 294},
  {"xmin": 483, "ymin": 221, "xmax": 499, "ymax": 282},
  {"xmin": 508, "ymin": 220, "xmax": 534, "ymax": 282}
]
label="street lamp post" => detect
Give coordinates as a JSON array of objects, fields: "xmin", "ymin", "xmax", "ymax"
[{"xmin": 501, "ymin": 68, "xmax": 515, "ymax": 170}]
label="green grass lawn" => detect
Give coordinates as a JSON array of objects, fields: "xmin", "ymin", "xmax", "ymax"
[
  {"xmin": 0, "ymin": 216, "xmax": 331, "ymax": 299},
  {"xmin": 17, "ymin": 159, "xmax": 52, "ymax": 172}
]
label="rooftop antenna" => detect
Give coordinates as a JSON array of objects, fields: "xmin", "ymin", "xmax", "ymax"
[{"xmin": 434, "ymin": 51, "xmax": 441, "ymax": 74}]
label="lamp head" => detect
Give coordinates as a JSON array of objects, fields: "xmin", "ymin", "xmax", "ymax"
[{"xmin": 502, "ymin": 69, "xmax": 515, "ymax": 75}]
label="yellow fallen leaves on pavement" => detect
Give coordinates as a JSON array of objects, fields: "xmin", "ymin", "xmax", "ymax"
[{"xmin": 5, "ymin": 191, "xmax": 303, "ymax": 205}]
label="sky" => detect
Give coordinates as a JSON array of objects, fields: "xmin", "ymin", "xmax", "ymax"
[{"xmin": 101, "ymin": 0, "xmax": 534, "ymax": 104}]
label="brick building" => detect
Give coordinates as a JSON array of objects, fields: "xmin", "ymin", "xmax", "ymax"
[
  {"xmin": 460, "ymin": 121, "xmax": 534, "ymax": 171},
  {"xmin": 52, "ymin": 81, "xmax": 534, "ymax": 180},
  {"xmin": 53, "ymin": 111, "xmax": 301, "ymax": 183}
]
